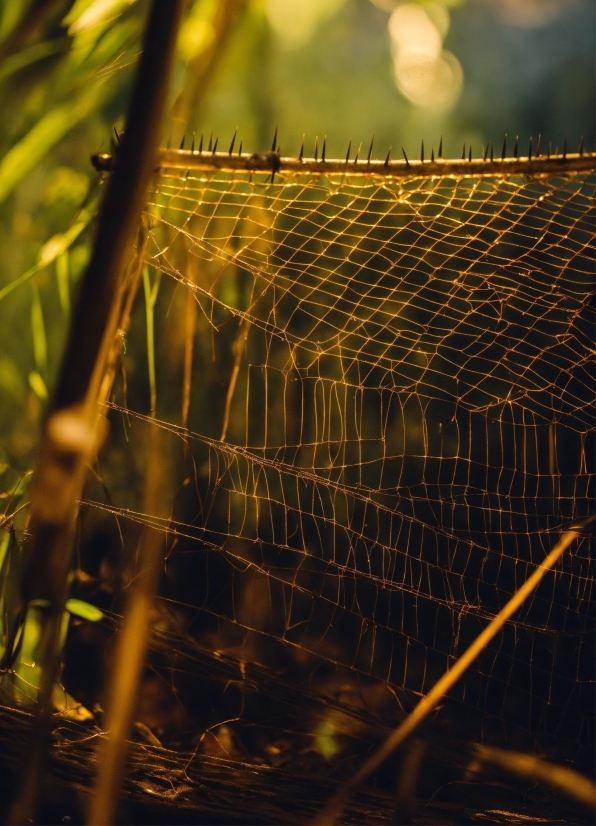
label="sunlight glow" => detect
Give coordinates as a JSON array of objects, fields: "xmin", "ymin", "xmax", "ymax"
[
  {"xmin": 388, "ymin": 2, "xmax": 463, "ymax": 109},
  {"xmin": 265, "ymin": 0, "xmax": 347, "ymax": 50}
]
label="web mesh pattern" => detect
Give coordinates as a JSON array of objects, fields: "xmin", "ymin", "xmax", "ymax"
[{"xmin": 95, "ymin": 165, "xmax": 594, "ymax": 772}]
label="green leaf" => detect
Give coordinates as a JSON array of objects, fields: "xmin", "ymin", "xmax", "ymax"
[
  {"xmin": 0, "ymin": 86, "xmax": 106, "ymax": 204},
  {"xmin": 314, "ymin": 718, "xmax": 339, "ymax": 760},
  {"xmin": 56, "ymin": 251, "xmax": 70, "ymax": 316},
  {"xmin": 65, "ymin": 598, "xmax": 104, "ymax": 622},
  {"xmin": 38, "ymin": 209, "xmax": 92, "ymax": 266},
  {"xmin": 0, "ymin": 355, "xmax": 25, "ymax": 399},
  {"xmin": 0, "ymin": 38, "xmax": 70, "ymax": 84},
  {"xmin": 30, "ymin": 282, "xmax": 47, "ymax": 374},
  {"xmin": 0, "ymin": 530, "xmax": 10, "ymax": 573},
  {"xmin": 28, "ymin": 371, "xmax": 48, "ymax": 399},
  {"xmin": 0, "ymin": 205, "xmax": 94, "ymax": 304},
  {"xmin": 65, "ymin": 0, "xmax": 136, "ymax": 36}
]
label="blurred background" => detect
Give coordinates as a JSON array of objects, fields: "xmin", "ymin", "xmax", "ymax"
[
  {"xmin": 206, "ymin": 0, "xmax": 594, "ymax": 162},
  {"xmin": 0, "ymin": 0, "xmax": 593, "ymax": 466}
]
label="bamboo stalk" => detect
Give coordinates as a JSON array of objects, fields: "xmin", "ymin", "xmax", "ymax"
[
  {"xmin": 312, "ymin": 515, "xmax": 594, "ymax": 825},
  {"xmin": 7, "ymin": 3, "xmax": 184, "ymax": 823}
]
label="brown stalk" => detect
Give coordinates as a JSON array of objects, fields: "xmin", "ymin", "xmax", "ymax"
[
  {"xmin": 87, "ymin": 421, "xmax": 168, "ymax": 826},
  {"xmin": 7, "ymin": 3, "xmax": 184, "ymax": 823},
  {"xmin": 98, "ymin": 226, "xmax": 149, "ymax": 409},
  {"xmin": 88, "ymin": 2, "xmax": 254, "ymax": 819},
  {"xmin": 220, "ymin": 316, "xmax": 249, "ymax": 441},
  {"xmin": 170, "ymin": 0, "xmax": 248, "ymax": 134},
  {"xmin": 181, "ymin": 258, "xmax": 198, "ymax": 433},
  {"xmin": 312, "ymin": 515, "xmax": 594, "ymax": 825},
  {"xmin": 470, "ymin": 744, "xmax": 596, "ymax": 812}
]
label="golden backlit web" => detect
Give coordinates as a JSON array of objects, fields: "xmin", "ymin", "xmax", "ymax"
[{"xmin": 90, "ymin": 162, "xmax": 594, "ymax": 795}]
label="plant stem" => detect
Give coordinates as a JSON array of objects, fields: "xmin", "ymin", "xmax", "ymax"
[
  {"xmin": 87, "ymin": 422, "xmax": 168, "ymax": 826},
  {"xmin": 312, "ymin": 516, "xmax": 594, "ymax": 825},
  {"xmin": 7, "ymin": 3, "xmax": 184, "ymax": 823}
]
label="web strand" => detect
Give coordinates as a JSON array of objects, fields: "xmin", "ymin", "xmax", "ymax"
[{"xmin": 92, "ymin": 163, "xmax": 594, "ymax": 782}]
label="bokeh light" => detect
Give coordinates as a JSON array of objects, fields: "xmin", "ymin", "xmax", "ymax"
[
  {"xmin": 493, "ymin": 0, "xmax": 568, "ymax": 28},
  {"xmin": 388, "ymin": 2, "xmax": 463, "ymax": 109}
]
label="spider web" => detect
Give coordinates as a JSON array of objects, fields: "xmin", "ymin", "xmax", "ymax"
[{"xmin": 87, "ymin": 162, "xmax": 594, "ymax": 801}]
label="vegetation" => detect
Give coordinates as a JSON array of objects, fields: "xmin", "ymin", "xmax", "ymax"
[{"xmin": 0, "ymin": 1, "xmax": 593, "ymax": 823}]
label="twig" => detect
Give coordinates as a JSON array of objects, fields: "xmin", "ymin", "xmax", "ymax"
[
  {"xmin": 6, "ymin": 3, "xmax": 183, "ymax": 823},
  {"xmin": 470, "ymin": 744, "xmax": 596, "ymax": 812},
  {"xmin": 87, "ymin": 422, "xmax": 169, "ymax": 825},
  {"xmin": 92, "ymin": 148, "xmax": 596, "ymax": 179},
  {"xmin": 312, "ymin": 514, "xmax": 595, "ymax": 825},
  {"xmin": 220, "ymin": 316, "xmax": 249, "ymax": 441}
]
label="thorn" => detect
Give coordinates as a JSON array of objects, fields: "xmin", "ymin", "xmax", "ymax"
[
  {"xmin": 402, "ymin": 147, "xmax": 410, "ymax": 166},
  {"xmin": 468, "ymin": 145, "xmax": 472, "ymax": 161},
  {"xmin": 420, "ymin": 140, "xmax": 424, "ymax": 162},
  {"xmin": 314, "ymin": 136, "xmax": 318, "ymax": 162},
  {"xmin": 483, "ymin": 143, "xmax": 489, "ymax": 162},
  {"xmin": 528, "ymin": 136, "xmax": 532, "ymax": 161},
  {"xmin": 179, "ymin": 135, "xmax": 185, "ymax": 150},
  {"xmin": 513, "ymin": 135, "xmax": 518, "ymax": 158},
  {"xmin": 271, "ymin": 126, "xmax": 277, "ymax": 153},
  {"xmin": 490, "ymin": 143, "xmax": 494, "ymax": 162},
  {"xmin": 438, "ymin": 136, "xmax": 443, "ymax": 159},
  {"xmin": 345, "ymin": 139, "xmax": 351, "ymax": 163},
  {"xmin": 191, "ymin": 133, "xmax": 195, "ymax": 153},
  {"xmin": 431, "ymin": 147, "xmax": 434, "ymax": 162},
  {"xmin": 270, "ymin": 170, "xmax": 275, "ymax": 184},
  {"xmin": 548, "ymin": 141, "xmax": 551, "ymax": 158},
  {"xmin": 501, "ymin": 134, "xmax": 507, "ymax": 160},
  {"xmin": 238, "ymin": 141, "xmax": 242, "ymax": 156},
  {"xmin": 199, "ymin": 134, "xmax": 203, "ymax": 154},
  {"xmin": 299, "ymin": 134, "xmax": 305, "ymax": 161},
  {"xmin": 354, "ymin": 142, "xmax": 361, "ymax": 163},
  {"xmin": 113, "ymin": 126, "xmax": 120, "ymax": 144},
  {"xmin": 208, "ymin": 133, "xmax": 212, "ymax": 152},
  {"xmin": 578, "ymin": 135, "xmax": 584, "ymax": 156},
  {"xmin": 229, "ymin": 127, "xmax": 238, "ymax": 156},
  {"xmin": 322, "ymin": 136, "xmax": 326, "ymax": 162},
  {"xmin": 212, "ymin": 137, "xmax": 218, "ymax": 154},
  {"xmin": 384, "ymin": 147, "xmax": 392, "ymax": 166},
  {"xmin": 562, "ymin": 135, "xmax": 567, "ymax": 159},
  {"xmin": 166, "ymin": 132, "xmax": 172, "ymax": 150},
  {"xmin": 535, "ymin": 134, "xmax": 541, "ymax": 157},
  {"xmin": 367, "ymin": 134, "xmax": 374, "ymax": 163}
]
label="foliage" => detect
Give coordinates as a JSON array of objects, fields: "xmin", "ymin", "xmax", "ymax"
[{"xmin": 0, "ymin": 0, "xmax": 593, "ymax": 820}]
